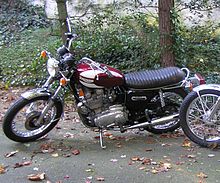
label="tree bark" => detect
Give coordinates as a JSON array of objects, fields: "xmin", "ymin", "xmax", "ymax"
[
  {"xmin": 158, "ymin": 0, "xmax": 175, "ymax": 67},
  {"xmin": 55, "ymin": 0, "xmax": 68, "ymax": 44}
]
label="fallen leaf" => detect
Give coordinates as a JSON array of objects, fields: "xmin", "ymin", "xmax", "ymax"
[
  {"xmin": 197, "ymin": 172, "xmax": 208, "ymax": 178},
  {"xmin": 87, "ymin": 176, "xmax": 93, "ymax": 180},
  {"xmin": 208, "ymin": 154, "xmax": 215, "ymax": 158},
  {"xmin": 187, "ymin": 154, "xmax": 196, "ymax": 158},
  {"xmin": 103, "ymin": 132, "xmax": 113, "ymax": 137},
  {"xmin": 131, "ymin": 156, "xmax": 140, "ymax": 161},
  {"xmin": 14, "ymin": 161, "xmax": 32, "ymax": 168},
  {"xmin": 96, "ymin": 177, "xmax": 105, "ymax": 181},
  {"xmin": 110, "ymin": 159, "xmax": 118, "ymax": 163},
  {"xmin": 182, "ymin": 139, "xmax": 192, "ymax": 147},
  {"xmin": 145, "ymin": 148, "xmax": 153, "ymax": 152},
  {"xmin": 51, "ymin": 153, "xmax": 59, "ymax": 157},
  {"xmin": 63, "ymin": 154, "xmax": 71, "ymax": 158},
  {"xmin": 176, "ymin": 161, "xmax": 185, "ymax": 165},
  {"xmin": 139, "ymin": 166, "xmax": 146, "ymax": 170},
  {"xmin": 40, "ymin": 143, "xmax": 54, "ymax": 153},
  {"xmin": 5, "ymin": 150, "xmax": 18, "ymax": 158},
  {"xmin": 151, "ymin": 161, "xmax": 157, "ymax": 165},
  {"xmin": 142, "ymin": 158, "xmax": 151, "ymax": 165},
  {"xmin": 161, "ymin": 143, "xmax": 172, "ymax": 147},
  {"xmin": 128, "ymin": 161, "xmax": 134, "ymax": 165},
  {"xmin": 85, "ymin": 168, "xmax": 95, "ymax": 173},
  {"xmin": 72, "ymin": 149, "xmax": 80, "ymax": 155},
  {"xmin": 27, "ymin": 172, "xmax": 46, "ymax": 181},
  {"xmin": 208, "ymin": 143, "xmax": 218, "ymax": 149},
  {"xmin": 33, "ymin": 167, "xmax": 39, "ymax": 171},
  {"xmin": 163, "ymin": 163, "xmax": 172, "ymax": 169},
  {"xmin": 0, "ymin": 165, "xmax": 6, "ymax": 174},
  {"xmin": 64, "ymin": 175, "xmax": 70, "ymax": 179},
  {"xmin": 121, "ymin": 155, "xmax": 126, "ymax": 158},
  {"xmin": 151, "ymin": 169, "xmax": 159, "ymax": 174}
]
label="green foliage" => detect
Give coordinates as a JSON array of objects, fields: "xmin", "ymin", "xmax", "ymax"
[
  {"xmin": 171, "ymin": 9, "xmax": 220, "ymax": 79},
  {"xmin": 0, "ymin": 29, "xmax": 62, "ymax": 86},
  {"xmin": 0, "ymin": 2, "xmax": 219, "ymax": 87},
  {"xmin": 0, "ymin": 0, "xmax": 50, "ymax": 46},
  {"xmin": 73, "ymin": 8, "xmax": 160, "ymax": 72}
]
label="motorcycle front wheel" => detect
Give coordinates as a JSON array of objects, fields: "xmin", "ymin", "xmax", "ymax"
[
  {"xmin": 145, "ymin": 88, "xmax": 187, "ymax": 134},
  {"xmin": 3, "ymin": 96, "xmax": 62, "ymax": 142},
  {"xmin": 179, "ymin": 89, "xmax": 220, "ymax": 147}
]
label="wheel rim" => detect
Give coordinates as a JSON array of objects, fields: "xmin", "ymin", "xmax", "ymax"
[
  {"xmin": 150, "ymin": 92, "xmax": 183, "ymax": 130},
  {"xmin": 186, "ymin": 94, "xmax": 220, "ymax": 142},
  {"xmin": 11, "ymin": 99, "xmax": 57, "ymax": 138}
]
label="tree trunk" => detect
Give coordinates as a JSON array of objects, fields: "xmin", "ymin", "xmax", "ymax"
[
  {"xmin": 158, "ymin": 0, "xmax": 175, "ymax": 67},
  {"xmin": 55, "ymin": 0, "xmax": 68, "ymax": 44}
]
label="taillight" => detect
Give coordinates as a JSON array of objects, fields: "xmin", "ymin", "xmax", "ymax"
[{"xmin": 195, "ymin": 73, "xmax": 206, "ymax": 85}]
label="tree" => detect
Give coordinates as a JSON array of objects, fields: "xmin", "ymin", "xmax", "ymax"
[
  {"xmin": 158, "ymin": 0, "xmax": 175, "ymax": 67},
  {"xmin": 55, "ymin": 0, "xmax": 68, "ymax": 43}
]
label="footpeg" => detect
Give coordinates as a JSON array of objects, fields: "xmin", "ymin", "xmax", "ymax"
[{"xmin": 99, "ymin": 129, "xmax": 106, "ymax": 149}]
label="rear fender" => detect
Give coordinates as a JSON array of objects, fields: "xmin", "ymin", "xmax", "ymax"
[{"xmin": 193, "ymin": 84, "xmax": 220, "ymax": 93}]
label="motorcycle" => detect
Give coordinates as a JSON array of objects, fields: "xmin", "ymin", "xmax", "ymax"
[
  {"xmin": 179, "ymin": 84, "xmax": 220, "ymax": 147},
  {"xmin": 2, "ymin": 18, "xmax": 203, "ymax": 148}
]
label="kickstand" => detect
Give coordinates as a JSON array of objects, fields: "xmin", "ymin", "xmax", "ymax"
[{"xmin": 99, "ymin": 129, "xmax": 106, "ymax": 149}]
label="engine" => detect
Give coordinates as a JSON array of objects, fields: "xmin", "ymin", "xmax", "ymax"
[{"xmin": 77, "ymin": 88, "xmax": 128, "ymax": 128}]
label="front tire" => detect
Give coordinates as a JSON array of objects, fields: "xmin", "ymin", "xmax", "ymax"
[
  {"xmin": 3, "ymin": 96, "xmax": 62, "ymax": 142},
  {"xmin": 179, "ymin": 89, "xmax": 220, "ymax": 147}
]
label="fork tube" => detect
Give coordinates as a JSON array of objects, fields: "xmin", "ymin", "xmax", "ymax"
[
  {"xmin": 42, "ymin": 76, "xmax": 54, "ymax": 88},
  {"xmin": 37, "ymin": 86, "xmax": 63, "ymax": 124}
]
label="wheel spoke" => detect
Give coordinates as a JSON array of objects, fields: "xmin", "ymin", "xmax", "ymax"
[
  {"xmin": 186, "ymin": 93, "xmax": 220, "ymax": 142},
  {"xmin": 12, "ymin": 99, "xmax": 57, "ymax": 138}
]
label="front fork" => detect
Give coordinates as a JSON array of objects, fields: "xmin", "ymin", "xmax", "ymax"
[{"xmin": 37, "ymin": 84, "xmax": 64, "ymax": 124}]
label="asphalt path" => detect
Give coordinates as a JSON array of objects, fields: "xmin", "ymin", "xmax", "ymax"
[{"xmin": 0, "ymin": 89, "xmax": 220, "ymax": 183}]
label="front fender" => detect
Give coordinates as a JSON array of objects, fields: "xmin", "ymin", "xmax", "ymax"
[
  {"xmin": 21, "ymin": 88, "xmax": 64, "ymax": 114},
  {"xmin": 21, "ymin": 88, "xmax": 52, "ymax": 100},
  {"xmin": 193, "ymin": 84, "xmax": 220, "ymax": 93}
]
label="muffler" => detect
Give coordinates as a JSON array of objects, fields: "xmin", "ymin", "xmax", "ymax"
[{"xmin": 126, "ymin": 114, "xmax": 179, "ymax": 130}]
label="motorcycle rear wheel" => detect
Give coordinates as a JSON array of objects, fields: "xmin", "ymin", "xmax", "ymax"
[
  {"xmin": 3, "ymin": 96, "xmax": 62, "ymax": 142},
  {"xmin": 179, "ymin": 89, "xmax": 220, "ymax": 147},
  {"xmin": 145, "ymin": 88, "xmax": 187, "ymax": 134}
]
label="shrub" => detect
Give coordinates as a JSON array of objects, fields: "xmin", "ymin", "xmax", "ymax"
[{"xmin": 72, "ymin": 8, "xmax": 161, "ymax": 72}]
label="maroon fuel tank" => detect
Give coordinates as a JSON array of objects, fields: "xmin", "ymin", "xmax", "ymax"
[{"xmin": 76, "ymin": 58, "xmax": 124, "ymax": 88}]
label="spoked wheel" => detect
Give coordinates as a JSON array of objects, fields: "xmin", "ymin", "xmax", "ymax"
[
  {"xmin": 180, "ymin": 89, "xmax": 220, "ymax": 147},
  {"xmin": 145, "ymin": 88, "xmax": 187, "ymax": 134},
  {"xmin": 3, "ymin": 96, "xmax": 62, "ymax": 142}
]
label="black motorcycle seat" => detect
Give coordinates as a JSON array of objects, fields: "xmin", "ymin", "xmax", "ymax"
[{"xmin": 124, "ymin": 67, "xmax": 185, "ymax": 89}]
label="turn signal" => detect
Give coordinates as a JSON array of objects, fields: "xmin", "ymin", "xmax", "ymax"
[
  {"xmin": 40, "ymin": 50, "xmax": 47, "ymax": 59},
  {"xmin": 78, "ymin": 88, "xmax": 85, "ymax": 97},
  {"xmin": 189, "ymin": 82, "xmax": 193, "ymax": 91},
  {"xmin": 60, "ymin": 78, "xmax": 67, "ymax": 86}
]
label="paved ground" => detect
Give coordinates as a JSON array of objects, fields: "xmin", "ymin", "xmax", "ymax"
[{"xmin": 0, "ymin": 88, "xmax": 220, "ymax": 183}]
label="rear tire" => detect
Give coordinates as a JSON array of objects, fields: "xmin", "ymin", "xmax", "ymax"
[
  {"xmin": 145, "ymin": 88, "xmax": 187, "ymax": 134},
  {"xmin": 179, "ymin": 89, "xmax": 220, "ymax": 147},
  {"xmin": 3, "ymin": 96, "xmax": 62, "ymax": 142}
]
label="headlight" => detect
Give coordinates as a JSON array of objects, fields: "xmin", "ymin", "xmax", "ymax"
[{"xmin": 47, "ymin": 58, "xmax": 59, "ymax": 77}]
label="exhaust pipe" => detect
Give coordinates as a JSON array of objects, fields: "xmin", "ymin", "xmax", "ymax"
[{"xmin": 126, "ymin": 114, "xmax": 179, "ymax": 130}]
